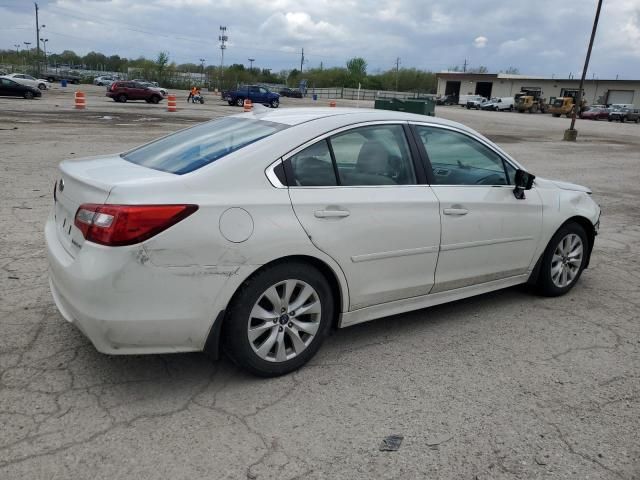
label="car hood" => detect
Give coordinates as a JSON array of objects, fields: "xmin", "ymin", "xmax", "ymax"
[{"xmin": 536, "ymin": 176, "xmax": 592, "ymax": 193}]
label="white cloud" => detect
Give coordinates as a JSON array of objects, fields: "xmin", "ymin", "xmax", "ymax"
[
  {"xmin": 498, "ymin": 38, "xmax": 529, "ymax": 55},
  {"xmin": 473, "ymin": 36, "xmax": 488, "ymax": 48}
]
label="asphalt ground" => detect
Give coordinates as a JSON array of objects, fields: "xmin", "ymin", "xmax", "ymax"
[{"xmin": 0, "ymin": 84, "xmax": 638, "ymax": 479}]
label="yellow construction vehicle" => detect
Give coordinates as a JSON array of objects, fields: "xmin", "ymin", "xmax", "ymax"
[
  {"xmin": 515, "ymin": 88, "xmax": 548, "ymax": 113},
  {"xmin": 549, "ymin": 97, "xmax": 587, "ymax": 117}
]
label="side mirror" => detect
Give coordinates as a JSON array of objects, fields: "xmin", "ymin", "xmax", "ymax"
[{"xmin": 513, "ymin": 169, "xmax": 535, "ymax": 199}]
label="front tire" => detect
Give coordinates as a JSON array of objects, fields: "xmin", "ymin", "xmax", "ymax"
[
  {"xmin": 235, "ymin": 97, "xmax": 244, "ymax": 107},
  {"xmin": 270, "ymin": 99, "xmax": 279, "ymax": 108},
  {"xmin": 223, "ymin": 262, "xmax": 334, "ymax": 377},
  {"xmin": 537, "ymin": 222, "xmax": 588, "ymax": 297},
  {"xmin": 24, "ymin": 91, "xmax": 34, "ymax": 99},
  {"xmin": 118, "ymin": 94, "xmax": 127, "ymax": 103}
]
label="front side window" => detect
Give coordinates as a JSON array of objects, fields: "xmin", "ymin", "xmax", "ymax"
[
  {"xmin": 329, "ymin": 125, "xmax": 416, "ymax": 185},
  {"xmin": 415, "ymin": 126, "xmax": 510, "ymax": 186},
  {"xmin": 123, "ymin": 117, "xmax": 289, "ymax": 175}
]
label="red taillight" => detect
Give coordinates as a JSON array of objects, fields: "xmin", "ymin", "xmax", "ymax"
[{"xmin": 74, "ymin": 204, "xmax": 198, "ymax": 246}]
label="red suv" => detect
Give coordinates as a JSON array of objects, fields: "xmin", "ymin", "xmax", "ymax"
[{"xmin": 106, "ymin": 81, "xmax": 164, "ymax": 104}]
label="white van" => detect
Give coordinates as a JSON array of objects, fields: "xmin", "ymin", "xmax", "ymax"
[{"xmin": 493, "ymin": 97, "xmax": 515, "ymax": 111}]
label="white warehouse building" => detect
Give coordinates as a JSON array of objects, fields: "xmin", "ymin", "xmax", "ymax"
[{"xmin": 436, "ymin": 72, "xmax": 639, "ymax": 106}]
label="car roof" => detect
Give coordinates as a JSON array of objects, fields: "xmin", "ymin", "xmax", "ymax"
[{"xmin": 234, "ymin": 107, "xmax": 472, "ymax": 131}]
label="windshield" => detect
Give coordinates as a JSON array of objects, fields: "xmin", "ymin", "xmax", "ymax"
[{"xmin": 122, "ymin": 117, "xmax": 289, "ymax": 174}]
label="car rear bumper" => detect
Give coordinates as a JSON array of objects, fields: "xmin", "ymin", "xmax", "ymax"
[{"xmin": 45, "ymin": 211, "xmax": 244, "ymax": 355}]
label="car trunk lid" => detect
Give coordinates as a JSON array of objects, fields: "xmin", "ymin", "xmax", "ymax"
[{"xmin": 54, "ymin": 155, "xmax": 175, "ymax": 258}]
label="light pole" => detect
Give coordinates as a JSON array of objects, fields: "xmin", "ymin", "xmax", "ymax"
[
  {"xmin": 248, "ymin": 58, "xmax": 255, "ymax": 72},
  {"xmin": 40, "ymin": 38, "xmax": 48, "ymax": 68},
  {"xmin": 218, "ymin": 26, "xmax": 228, "ymax": 90},
  {"xmin": 199, "ymin": 58, "xmax": 205, "ymax": 85},
  {"xmin": 14, "ymin": 44, "xmax": 20, "ymax": 54},
  {"xmin": 564, "ymin": 0, "xmax": 603, "ymax": 141}
]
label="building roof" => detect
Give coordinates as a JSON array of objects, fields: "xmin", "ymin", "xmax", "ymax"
[{"xmin": 436, "ymin": 71, "xmax": 637, "ymax": 82}]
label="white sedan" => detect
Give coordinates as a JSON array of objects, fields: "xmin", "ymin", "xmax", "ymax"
[
  {"xmin": 46, "ymin": 108, "xmax": 600, "ymax": 376},
  {"xmin": 3, "ymin": 73, "xmax": 51, "ymax": 90}
]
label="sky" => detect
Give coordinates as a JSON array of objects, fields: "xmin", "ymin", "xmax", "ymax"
[{"xmin": 1, "ymin": 0, "xmax": 640, "ymax": 78}]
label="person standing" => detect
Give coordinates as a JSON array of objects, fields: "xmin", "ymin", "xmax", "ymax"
[{"xmin": 187, "ymin": 86, "xmax": 196, "ymax": 102}]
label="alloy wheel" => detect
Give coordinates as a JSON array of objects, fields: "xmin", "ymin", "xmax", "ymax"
[
  {"xmin": 247, "ymin": 279, "xmax": 321, "ymax": 362},
  {"xmin": 551, "ymin": 233, "xmax": 583, "ymax": 288}
]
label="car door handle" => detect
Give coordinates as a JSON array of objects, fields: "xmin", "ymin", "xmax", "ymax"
[
  {"xmin": 443, "ymin": 208, "xmax": 469, "ymax": 216},
  {"xmin": 314, "ymin": 209, "xmax": 350, "ymax": 218}
]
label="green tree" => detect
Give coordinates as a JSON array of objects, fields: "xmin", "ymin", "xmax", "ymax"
[{"xmin": 346, "ymin": 57, "xmax": 367, "ymax": 87}]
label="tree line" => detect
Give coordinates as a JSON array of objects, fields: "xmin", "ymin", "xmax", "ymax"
[{"xmin": 0, "ymin": 48, "xmax": 446, "ymax": 92}]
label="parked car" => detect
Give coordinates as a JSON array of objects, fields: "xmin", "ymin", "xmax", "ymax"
[
  {"xmin": 579, "ymin": 107, "xmax": 610, "ymax": 120},
  {"xmin": 223, "ymin": 85, "xmax": 280, "ymax": 108},
  {"xmin": 436, "ymin": 94, "xmax": 458, "ymax": 106},
  {"xmin": 466, "ymin": 97, "xmax": 489, "ymax": 109},
  {"xmin": 608, "ymin": 107, "xmax": 640, "ymax": 123},
  {"xmin": 0, "ymin": 77, "xmax": 42, "ymax": 98},
  {"xmin": 106, "ymin": 81, "xmax": 165, "ymax": 103},
  {"xmin": 481, "ymin": 97, "xmax": 515, "ymax": 111},
  {"xmin": 46, "ymin": 108, "xmax": 600, "ymax": 376},
  {"xmin": 279, "ymin": 87, "xmax": 303, "ymax": 98},
  {"xmin": 458, "ymin": 94, "xmax": 485, "ymax": 107},
  {"xmin": 2, "ymin": 73, "xmax": 51, "ymax": 90},
  {"xmin": 43, "ymin": 70, "xmax": 81, "ymax": 84},
  {"xmin": 137, "ymin": 81, "xmax": 168, "ymax": 96},
  {"xmin": 94, "ymin": 75, "xmax": 118, "ymax": 86}
]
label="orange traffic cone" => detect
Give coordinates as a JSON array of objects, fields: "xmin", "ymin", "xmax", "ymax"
[
  {"xmin": 329, "ymin": 100, "xmax": 337, "ymax": 107},
  {"xmin": 167, "ymin": 94, "xmax": 177, "ymax": 112},
  {"xmin": 74, "ymin": 91, "xmax": 86, "ymax": 109}
]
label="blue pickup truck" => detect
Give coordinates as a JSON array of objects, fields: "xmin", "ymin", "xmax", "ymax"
[{"xmin": 223, "ymin": 85, "xmax": 280, "ymax": 108}]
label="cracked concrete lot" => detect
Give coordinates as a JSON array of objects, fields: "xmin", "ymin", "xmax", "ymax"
[{"xmin": 0, "ymin": 85, "xmax": 638, "ymax": 479}]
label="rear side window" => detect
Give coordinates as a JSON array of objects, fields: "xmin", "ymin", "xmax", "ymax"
[
  {"xmin": 289, "ymin": 140, "xmax": 337, "ymax": 186},
  {"xmin": 122, "ymin": 117, "xmax": 289, "ymax": 174}
]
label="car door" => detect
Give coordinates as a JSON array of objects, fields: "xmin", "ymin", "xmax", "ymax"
[
  {"xmin": 0, "ymin": 78, "xmax": 16, "ymax": 96},
  {"xmin": 412, "ymin": 124, "xmax": 543, "ymax": 293},
  {"xmin": 286, "ymin": 122, "xmax": 441, "ymax": 310}
]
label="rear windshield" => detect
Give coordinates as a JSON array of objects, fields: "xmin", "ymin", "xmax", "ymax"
[{"xmin": 122, "ymin": 117, "xmax": 288, "ymax": 174}]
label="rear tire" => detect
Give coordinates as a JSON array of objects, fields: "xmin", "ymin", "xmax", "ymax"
[
  {"xmin": 537, "ymin": 222, "xmax": 588, "ymax": 297},
  {"xmin": 24, "ymin": 91, "xmax": 34, "ymax": 99},
  {"xmin": 223, "ymin": 262, "xmax": 334, "ymax": 377},
  {"xmin": 118, "ymin": 94, "xmax": 127, "ymax": 103},
  {"xmin": 150, "ymin": 95, "xmax": 160, "ymax": 104}
]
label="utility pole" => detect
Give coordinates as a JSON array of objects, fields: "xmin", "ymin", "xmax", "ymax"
[
  {"xmin": 14, "ymin": 44, "xmax": 20, "ymax": 54},
  {"xmin": 199, "ymin": 58, "xmax": 205, "ymax": 85},
  {"xmin": 35, "ymin": 3, "xmax": 40, "ymax": 57},
  {"xmin": 218, "ymin": 26, "xmax": 227, "ymax": 90},
  {"xmin": 463, "ymin": 58, "xmax": 468, "ymax": 72},
  {"xmin": 565, "ymin": 0, "xmax": 603, "ymax": 141},
  {"xmin": 395, "ymin": 57, "xmax": 400, "ymax": 91},
  {"xmin": 300, "ymin": 48, "xmax": 304, "ymax": 72}
]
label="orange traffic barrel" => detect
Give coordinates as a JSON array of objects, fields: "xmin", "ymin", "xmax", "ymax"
[
  {"xmin": 167, "ymin": 94, "xmax": 177, "ymax": 112},
  {"xmin": 243, "ymin": 99, "xmax": 253, "ymax": 112},
  {"xmin": 329, "ymin": 100, "xmax": 337, "ymax": 107},
  {"xmin": 74, "ymin": 91, "xmax": 86, "ymax": 109}
]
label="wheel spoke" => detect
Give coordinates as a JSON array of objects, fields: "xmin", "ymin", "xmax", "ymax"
[
  {"xmin": 256, "ymin": 328, "xmax": 279, "ymax": 358},
  {"xmin": 282, "ymin": 280, "xmax": 298, "ymax": 309},
  {"xmin": 291, "ymin": 318, "xmax": 320, "ymax": 336},
  {"xmin": 286, "ymin": 327, "xmax": 307, "ymax": 354},
  {"xmin": 250, "ymin": 304, "xmax": 277, "ymax": 322},
  {"xmin": 288, "ymin": 284, "xmax": 315, "ymax": 312},
  {"xmin": 568, "ymin": 244, "xmax": 583, "ymax": 259},
  {"xmin": 561, "ymin": 268, "xmax": 568, "ymax": 287},
  {"xmin": 275, "ymin": 330, "xmax": 287, "ymax": 362},
  {"xmin": 552, "ymin": 254, "xmax": 563, "ymax": 265},
  {"xmin": 551, "ymin": 263, "xmax": 562, "ymax": 280},
  {"xmin": 248, "ymin": 322, "xmax": 275, "ymax": 342},
  {"xmin": 293, "ymin": 299, "xmax": 321, "ymax": 317},
  {"xmin": 263, "ymin": 286, "xmax": 283, "ymax": 312}
]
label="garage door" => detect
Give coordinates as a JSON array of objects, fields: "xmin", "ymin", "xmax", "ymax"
[{"xmin": 607, "ymin": 90, "xmax": 634, "ymax": 105}]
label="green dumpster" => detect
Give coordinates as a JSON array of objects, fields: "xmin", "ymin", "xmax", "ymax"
[{"xmin": 374, "ymin": 97, "xmax": 435, "ymax": 116}]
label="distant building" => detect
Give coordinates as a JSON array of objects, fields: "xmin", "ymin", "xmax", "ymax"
[{"xmin": 436, "ymin": 72, "xmax": 639, "ymax": 105}]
